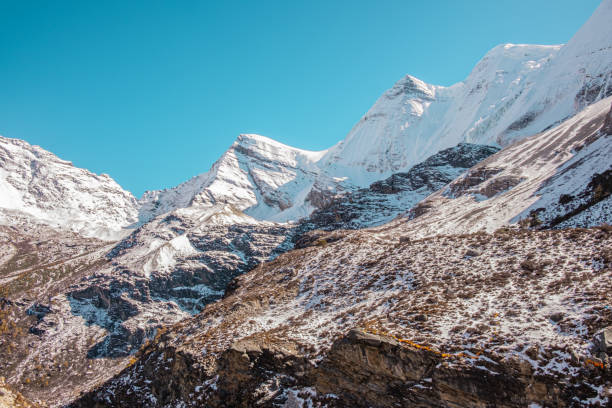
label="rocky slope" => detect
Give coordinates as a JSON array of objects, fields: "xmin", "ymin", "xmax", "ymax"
[
  {"xmin": 0, "ymin": 136, "xmax": 139, "ymax": 240},
  {"xmin": 72, "ymin": 225, "xmax": 612, "ymax": 407},
  {"xmin": 0, "ymin": 223, "xmax": 123, "ymax": 406},
  {"xmin": 67, "ymin": 94, "xmax": 612, "ymax": 408},
  {"xmin": 0, "ymin": 139, "xmax": 497, "ymax": 407}
]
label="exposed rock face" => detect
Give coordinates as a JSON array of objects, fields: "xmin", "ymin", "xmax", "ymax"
[
  {"xmin": 315, "ymin": 329, "xmax": 564, "ymax": 408},
  {"xmin": 594, "ymin": 327, "xmax": 612, "ymax": 354},
  {"xmin": 603, "ymin": 101, "xmax": 612, "ymax": 134},
  {"xmin": 297, "ymin": 143, "xmax": 499, "ymax": 233}
]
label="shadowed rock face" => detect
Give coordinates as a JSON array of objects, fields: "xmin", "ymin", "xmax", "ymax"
[
  {"xmin": 314, "ymin": 330, "xmax": 563, "ymax": 408},
  {"xmin": 296, "ymin": 143, "xmax": 499, "ymax": 233},
  {"xmin": 70, "ymin": 326, "xmax": 598, "ymax": 408}
]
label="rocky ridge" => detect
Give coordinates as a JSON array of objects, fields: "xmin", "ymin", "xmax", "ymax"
[{"xmin": 297, "ymin": 143, "xmax": 499, "ymax": 233}]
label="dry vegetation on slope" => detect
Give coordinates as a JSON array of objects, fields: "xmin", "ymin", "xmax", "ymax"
[
  {"xmin": 75, "ymin": 225, "xmax": 612, "ymax": 407},
  {"xmin": 0, "ymin": 223, "xmax": 128, "ymax": 407}
]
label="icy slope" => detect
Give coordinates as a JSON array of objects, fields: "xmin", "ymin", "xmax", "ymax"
[
  {"xmin": 399, "ymin": 96, "xmax": 612, "ymax": 238},
  {"xmin": 0, "ymin": 136, "xmax": 138, "ymax": 239}
]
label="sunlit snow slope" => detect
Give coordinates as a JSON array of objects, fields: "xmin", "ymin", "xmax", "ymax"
[
  {"xmin": 0, "ymin": 136, "xmax": 139, "ymax": 239},
  {"xmin": 400, "ymin": 96, "xmax": 612, "ymax": 237},
  {"xmin": 322, "ymin": 0, "xmax": 612, "ymax": 185}
]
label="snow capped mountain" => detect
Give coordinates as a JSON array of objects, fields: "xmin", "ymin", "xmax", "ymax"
[
  {"xmin": 0, "ymin": 135, "xmax": 138, "ymax": 240},
  {"xmin": 320, "ymin": 0, "xmax": 611, "ymax": 186},
  {"xmin": 139, "ymin": 133, "xmax": 332, "ymax": 224},
  {"xmin": 135, "ymin": 0, "xmax": 611, "ymax": 225},
  {"xmin": 5, "ymin": 0, "xmax": 608, "ymax": 236},
  {"xmin": 319, "ymin": 44, "xmax": 560, "ymax": 184}
]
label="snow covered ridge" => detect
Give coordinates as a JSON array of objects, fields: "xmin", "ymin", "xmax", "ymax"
[
  {"xmin": 138, "ymin": 133, "xmax": 333, "ymax": 224},
  {"xmin": 321, "ymin": 0, "xmax": 612, "ymax": 182},
  {"xmin": 0, "ymin": 135, "xmax": 139, "ymax": 240}
]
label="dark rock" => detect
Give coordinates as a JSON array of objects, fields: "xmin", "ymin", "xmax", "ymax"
[
  {"xmin": 297, "ymin": 143, "xmax": 499, "ymax": 232},
  {"xmin": 549, "ymin": 312, "xmax": 564, "ymax": 323},
  {"xmin": 28, "ymin": 327, "xmax": 44, "ymax": 336},
  {"xmin": 398, "ymin": 236, "xmax": 410, "ymax": 244},
  {"xmin": 604, "ymin": 101, "xmax": 612, "ymax": 135},
  {"xmin": 464, "ymin": 249, "xmax": 481, "ymax": 258}
]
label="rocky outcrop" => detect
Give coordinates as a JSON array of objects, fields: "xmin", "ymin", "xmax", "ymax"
[
  {"xmin": 594, "ymin": 326, "xmax": 612, "ymax": 354},
  {"xmin": 315, "ymin": 329, "xmax": 563, "ymax": 408},
  {"xmin": 0, "ymin": 377, "xmax": 38, "ymax": 408},
  {"xmin": 603, "ymin": 101, "xmax": 612, "ymax": 135}
]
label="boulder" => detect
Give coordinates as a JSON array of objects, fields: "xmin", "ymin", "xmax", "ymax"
[{"xmin": 593, "ymin": 326, "xmax": 612, "ymax": 353}]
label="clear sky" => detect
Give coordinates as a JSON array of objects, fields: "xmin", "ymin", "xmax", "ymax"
[{"xmin": 0, "ymin": 0, "xmax": 602, "ymax": 197}]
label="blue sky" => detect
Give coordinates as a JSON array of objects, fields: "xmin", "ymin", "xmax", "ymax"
[{"xmin": 0, "ymin": 0, "xmax": 601, "ymax": 197}]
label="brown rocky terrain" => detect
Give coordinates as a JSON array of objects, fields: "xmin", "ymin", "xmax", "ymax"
[{"xmin": 72, "ymin": 225, "xmax": 612, "ymax": 407}]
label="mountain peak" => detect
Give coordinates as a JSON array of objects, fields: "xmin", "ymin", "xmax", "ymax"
[{"xmin": 385, "ymin": 74, "xmax": 436, "ymax": 100}]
